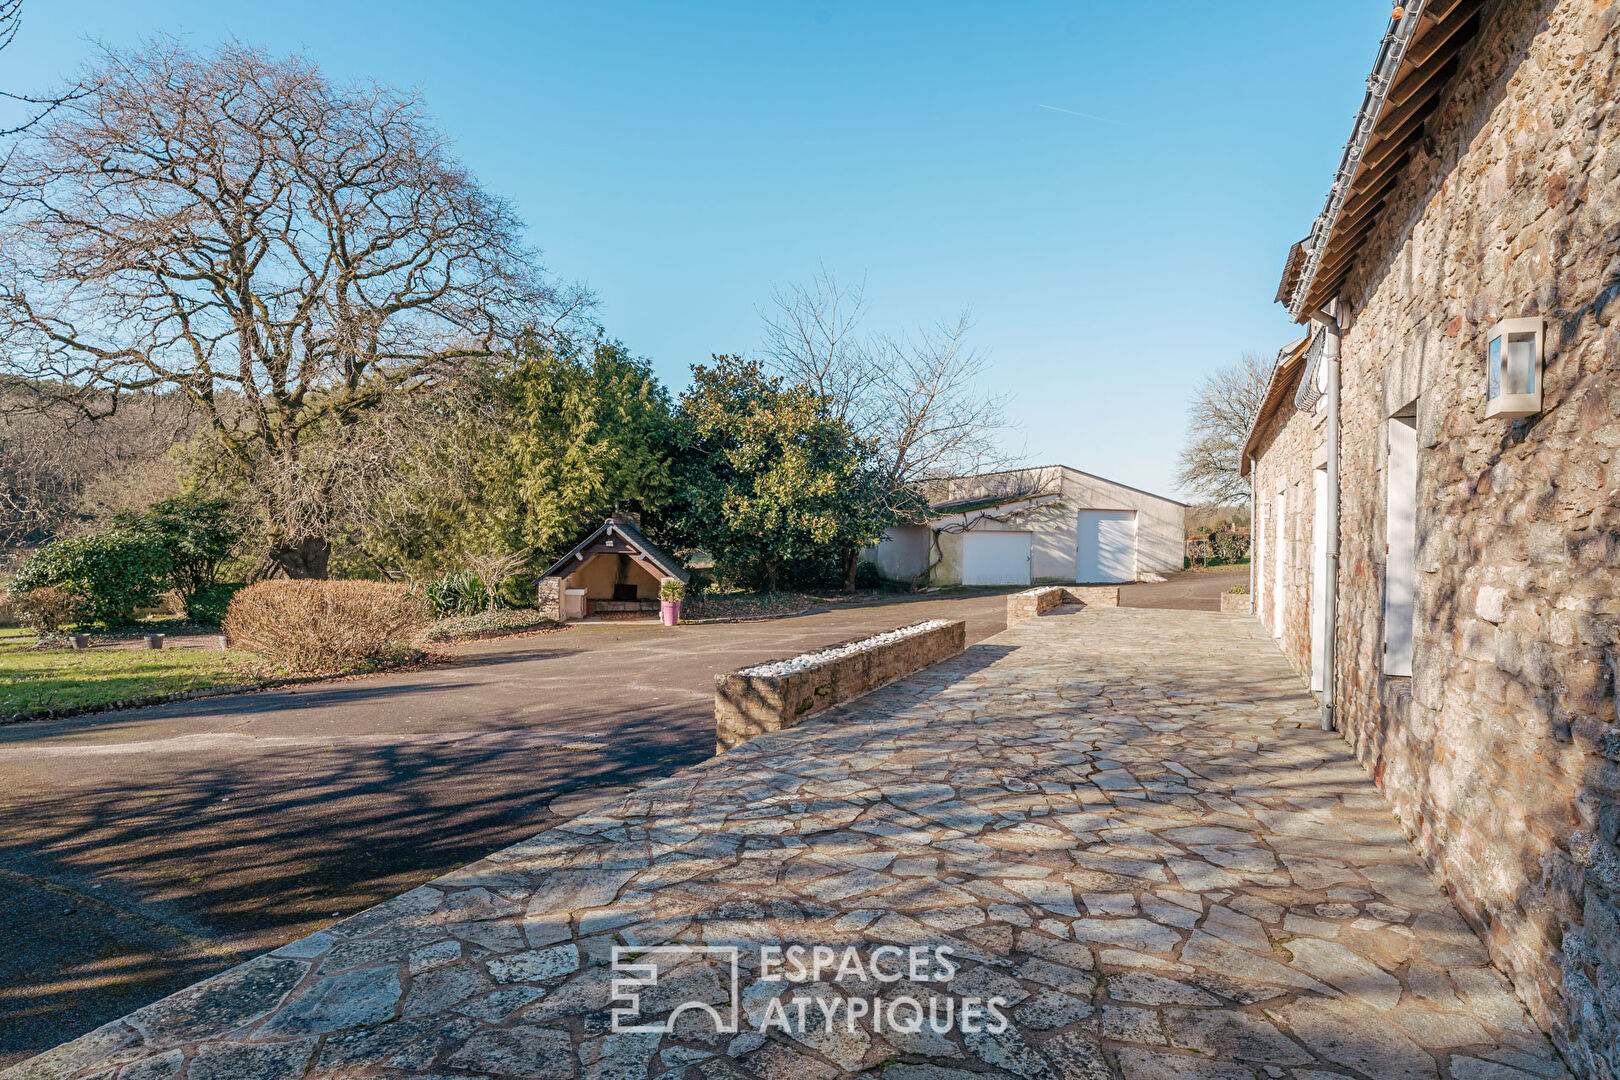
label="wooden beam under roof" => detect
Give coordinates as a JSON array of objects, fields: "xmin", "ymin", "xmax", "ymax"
[
  {"xmin": 1421, "ymin": 0, "xmax": 1475, "ymax": 24},
  {"xmin": 1350, "ymin": 137, "xmax": 1416, "ymax": 198},
  {"xmin": 1392, "ymin": 3, "xmax": 1481, "ymax": 104},
  {"xmin": 1362, "ymin": 87, "xmax": 1445, "ymax": 173},
  {"xmin": 1370, "ymin": 77, "xmax": 1445, "ymax": 147},
  {"xmin": 1315, "ymin": 218, "xmax": 1383, "ymax": 289},
  {"xmin": 1286, "ymin": 0, "xmax": 1486, "ymax": 317},
  {"xmin": 1338, "ymin": 169, "xmax": 1401, "ymax": 229}
]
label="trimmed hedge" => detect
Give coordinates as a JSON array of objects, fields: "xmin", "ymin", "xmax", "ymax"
[{"xmin": 223, "ymin": 580, "xmax": 428, "ymax": 673}]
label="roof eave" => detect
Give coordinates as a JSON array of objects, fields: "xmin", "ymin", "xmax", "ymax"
[
  {"xmin": 1283, "ymin": 3, "xmax": 1431, "ymax": 320},
  {"xmin": 1239, "ymin": 337, "xmax": 1311, "ymax": 476}
]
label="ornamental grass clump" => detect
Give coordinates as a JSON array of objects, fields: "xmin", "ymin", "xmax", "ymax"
[{"xmin": 223, "ymin": 580, "xmax": 428, "ymax": 674}]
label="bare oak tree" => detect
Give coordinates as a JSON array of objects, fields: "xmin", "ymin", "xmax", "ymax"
[
  {"xmin": 1176, "ymin": 351, "xmax": 1275, "ymax": 506},
  {"xmin": 762, "ymin": 271, "xmax": 1012, "ymax": 508},
  {"xmin": 0, "ymin": 41, "xmax": 586, "ymax": 577}
]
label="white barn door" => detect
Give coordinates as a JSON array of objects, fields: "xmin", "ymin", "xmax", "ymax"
[
  {"xmin": 1076, "ymin": 510, "xmax": 1137, "ymax": 583},
  {"xmin": 962, "ymin": 531, "xmax": 1032, "ymax": 586}
]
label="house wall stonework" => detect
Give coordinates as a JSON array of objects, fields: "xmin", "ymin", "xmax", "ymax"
[
  {"xmin": 1249, "ymin": 382, "xmax": 1325, "ymax": 683},
  {"xmin": 1324, "ymin": 1, "xmax": 1620, "ymax": 1073}
]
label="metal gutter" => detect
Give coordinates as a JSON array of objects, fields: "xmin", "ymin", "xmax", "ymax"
[{"xmin": 1285, "ymin": 2, "xmax": 1428, "ymax": 319}]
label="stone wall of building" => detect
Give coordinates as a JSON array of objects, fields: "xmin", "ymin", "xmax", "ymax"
[
  {"xmin": 1330, "ymin": 1, "xmax": 1620, "ymax": 1073},
  {"xmin": 535, "ymin": 577, "xmax": 562, "ymax": 623},
  {"xmin": 1249, "ymin": 384, "xmax": 1325, "ymax": 685}
]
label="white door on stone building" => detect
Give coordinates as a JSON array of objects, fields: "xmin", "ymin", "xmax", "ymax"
[
  {"xmin": 1272, "ymin": 493, "xmax": 1286, "ymax": 638},
  {"xmin": 1075, "ymin": 510, "xmax": 1137, "ymax": 583},
  {"xmin": 1385, "ymin": 414, "xmax": 1418, "ymax": 677},
  {"xmin": 1311, "ymin": 468, "xmax": 1329, "ymax": 692}
]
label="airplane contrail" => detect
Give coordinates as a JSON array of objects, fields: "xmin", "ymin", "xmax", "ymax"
[{"xmin": 1038, "ymin": 103, "xmax": 1114, "ymax": 124}]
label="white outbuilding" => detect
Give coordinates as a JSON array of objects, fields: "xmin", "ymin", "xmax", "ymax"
[{"xmin": 863, "ymin": 465, "xmax": 1186, "ymax": 588}]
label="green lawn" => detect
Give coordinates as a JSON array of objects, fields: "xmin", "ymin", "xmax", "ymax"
[{"xmin": 0, "ymin": 636, "xmax": 257, "ymax": 717}]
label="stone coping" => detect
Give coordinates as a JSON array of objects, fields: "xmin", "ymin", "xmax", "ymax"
[
  {"xmin": 715, "ymin": 620, "xmax": 965, "ymax": 752},
  {"xmin": 1006, "ymin": 585, "xmax": 1120, "ymax": 626}
]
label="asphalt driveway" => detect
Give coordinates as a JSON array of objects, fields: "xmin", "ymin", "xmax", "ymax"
[
  {"xmin": 1119, "ymin": 566, "xmax": 1248, "ymax": 610},
  {"xmin": 0, "ymin": 591, "xmax": 1010, "ymax": 1066}
]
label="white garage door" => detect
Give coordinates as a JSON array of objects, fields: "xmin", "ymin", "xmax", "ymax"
[
  {"xmin": 961, "ymin": 531, "xmax": 1032, "ymax": 586},
  {"xmin": 1076, "ymin": 510, "xmax": 1137, "ymax": 583}
]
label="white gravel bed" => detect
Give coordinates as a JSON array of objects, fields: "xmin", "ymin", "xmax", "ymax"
[{"xmin": 736, "ymin": 619, "xmax": 952, "ymax": 678}]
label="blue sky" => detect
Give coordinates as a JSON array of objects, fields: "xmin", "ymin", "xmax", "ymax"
[{"xmin": 4, "ymin": 2, "xmax": 1388, "ymax": 498}]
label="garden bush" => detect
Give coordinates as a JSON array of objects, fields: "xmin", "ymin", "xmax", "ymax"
[
  {"xmin": 10, "ymin": 530, "xmax": 171, "ymax": 625},
  {"xmin": 223, "ymin": 580, "xmax": 428, "ymax": 673},
  {"xmin": 422, "ymin": 570, "xmax": 496, "ymax": 616},
  {"xmin": 184, "ymin": 582, "xmax": 245, "ymax": 625},
  {"xmin": 115, "ymin": 495, "xmax": 242, "ymax": 608},
  {"xmin": 13, "ymin": 587, "xmax": 79, "ymax": 633}
]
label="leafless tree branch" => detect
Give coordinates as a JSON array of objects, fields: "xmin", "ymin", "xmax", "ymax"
[
  {"xmin": 761, "ymin": 272, "xmax": 1015, "ymax": 517},
  {"xmin": 0, "ymin": 3, "xmax": 100, "ymax": 138},
  {"xmin": 1176, "ymin": 350, "xmax": 1275, "ymax": 507}
]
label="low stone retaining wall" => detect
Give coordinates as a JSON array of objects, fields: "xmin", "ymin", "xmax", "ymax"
[
  {"xmin": 1006, "ymin": 585, "xmax": 1120, "ymax": 626},
  {"xmin": 715, "ymin": 619, "xmax": 966, "ymax": 751},
  {"xmin": 1220, "ymin": 592, "xmax": 1253, "ymax": 615}
]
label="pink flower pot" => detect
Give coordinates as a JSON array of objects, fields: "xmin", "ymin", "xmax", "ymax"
[{"xmin": 661, "ymin": 600, "xmax": 681, "ymax": 626}]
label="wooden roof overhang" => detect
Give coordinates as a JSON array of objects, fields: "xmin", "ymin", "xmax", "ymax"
[
  {"xmin": 538, "ymin": 518, "xmax": 690, "ymax": 584},
  {"xmin": 1281, "ymin": 0, "xmax": 1487, "ymax": 320},
  {"xmin": 1239, "ymin": 337, "xmax": 1312, "ymax": 477}
]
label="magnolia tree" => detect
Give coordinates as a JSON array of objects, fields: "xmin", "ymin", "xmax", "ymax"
[
  {"xmin": 672, "ymin": 356, "xmax": 890, "ymax": 593},
  {"xmin": 0, "ymin": 41, "xmax": 586, "ymax": 577}
]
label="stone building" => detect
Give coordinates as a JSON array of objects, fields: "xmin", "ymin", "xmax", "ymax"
[
  {"xmin": 1250, "ymin": 1, "xmax": 1620, "ymax": 1074},
  {"xmin": 1242, "ymin": 336, "xmax": 1325, "ymax": 686}
]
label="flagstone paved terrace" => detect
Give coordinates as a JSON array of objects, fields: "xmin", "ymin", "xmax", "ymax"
[{"xmin": 7, "ymin": 608, "xmax": 1570, "ymax": 1080}]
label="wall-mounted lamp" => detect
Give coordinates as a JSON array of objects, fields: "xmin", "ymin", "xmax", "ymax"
[{"xmin": 1485, "ymin": 316, "xmax": 1544, "ymax": 419}]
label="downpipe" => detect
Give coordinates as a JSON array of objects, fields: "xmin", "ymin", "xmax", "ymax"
[{"xmin": 1309, "ymin": 305, "xmax": 1342, "ymax": 733}]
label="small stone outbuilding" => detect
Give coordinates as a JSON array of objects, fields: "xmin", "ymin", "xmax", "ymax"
[{"xmin": 535, "ymin": 515, "xmax": 687, "ymax": 621}]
